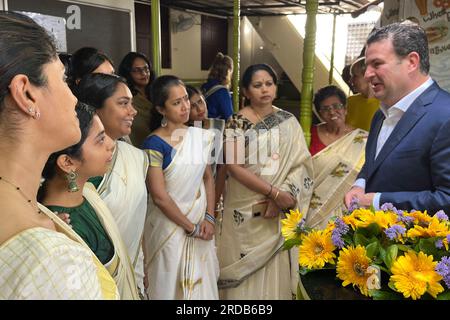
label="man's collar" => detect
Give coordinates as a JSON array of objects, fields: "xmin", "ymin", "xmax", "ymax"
[{"xmin": 380, "ymin": 77, "xmax": 433, "ymax": 118}]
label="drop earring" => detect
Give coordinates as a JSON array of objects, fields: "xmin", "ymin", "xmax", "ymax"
[
  {"xmin": 66, "ymin": 170, "xmax": 79, "ymax": 192},
  {"xmin": 161, "ymin": 115, "xmax": 168, "ymax": 128}
]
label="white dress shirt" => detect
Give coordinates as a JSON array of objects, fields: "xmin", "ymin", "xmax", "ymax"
[{"xmin": 353, "ymin": 77, "xmax": 434, "ymax": 209}]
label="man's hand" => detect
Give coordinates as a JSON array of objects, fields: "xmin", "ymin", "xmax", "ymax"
[
  {"xmin": 358, "ymin": 193, "xmax": 376, "ymax": 208},
  {"xmin": 344, "ymin": 187, "xmax": 365, "ymax": 208}
]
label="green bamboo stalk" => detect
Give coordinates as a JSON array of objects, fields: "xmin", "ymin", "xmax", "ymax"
[
  {"xmin": 151, "ymin": 0, "xmax": 162, "ymax": 77},
  {"xmin": 328, "ymin": 13, "xmax": 337, "ymax": 85},
  {"xmin": 233, "ymin": 0, "xmax": 240, "ymax": 112},
  {"xmin": 300, "ymin": 0, "xmax": 318, "ymax": 147}
]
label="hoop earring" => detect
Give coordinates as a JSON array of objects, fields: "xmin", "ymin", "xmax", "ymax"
[
  {"xmin": 161, "ymin": 116, "xmax": 168, "ymax": 128},
  {"xmin": 66, "ymin": 170, "xmax": 79, "ymax": 192}
]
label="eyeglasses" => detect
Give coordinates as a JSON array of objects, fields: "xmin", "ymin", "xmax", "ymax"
[
  {"xmin": 131, "ymin": 66, "xmax": 150, "ymax": 74},
  {"xmin": 319, "ymin": 103, "xmax": 346, "ymax": 113}
]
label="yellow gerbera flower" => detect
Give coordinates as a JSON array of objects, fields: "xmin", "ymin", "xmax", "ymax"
[
  {"xmin": 298, "ymin": 230, "xmax": 336, "ymax": 269},
  {"xmin": 336, "ymin": 245, "xmax": 371, "ymax": 296},
  {"xmin": 281, "ymin": 209, "xmax": 304, "ymax": 241},
  {"xmin": 355, "ymin": 210, "xmax": 397, "ymax": 230},
  {"xmin": 407, "ymin": 217, "xmax": 450, "ymax": 239},
  {"xmin": 408, "ymin": 210, "xmax": 432, "ymax": 226},
  {"xmin": 342, "ymin": 208, "xmax": 370, "ymax": 230},
  {"xmin": 390, "ymin": 251, "xmax": 444, "ymax": 300}
]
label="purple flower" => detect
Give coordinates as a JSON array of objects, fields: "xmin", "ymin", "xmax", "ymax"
[
  {"xmin": 296, "ymin": 218, "xmax": 306, "ymax": 233},
  {"xmin": 436, "ymin": 257, "xmax": 450, "ymax": 289},
  {"xmin": 331, "ymin": 218, "xmax": 349, "ymax": 248},
  {"xmin": 347, "ymin": 197, "xmax": 359, "ymax": 214},
  {"xmin": 396, "ymin": 211, "xmax": 414, "ymax": 225},
  {"xmin": 447, "ymin": 234, "xmax": 450, "ymax": 244},
  {"xmin": 381, "ymin": 202, "xmax": 399, "ymax": 213},
  {"xmin": 435, "ymin": 239, "xmax": 444, "ymax": 249},
  {"xmin": 385, "ymin": 225, "xmax": 406, "ymax": 240},
  {"xmin": 434, "ymin": 210, "xmax": 449, "ymax": 221}
]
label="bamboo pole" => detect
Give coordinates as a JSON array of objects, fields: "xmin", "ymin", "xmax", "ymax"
[
  {"xmin": 232, "ymin": 0, "xmax": 240, "ymax": 112},
  {"xmin": 328, "ymin": 13, "xmax": 337, "ymax": 85},
  {"xmin": 299, "ymin": 0, "xmax": 318, "ymax": 146},
  {"xmin": 151, "ymin": 0, "xmax": 162, "ymax": 77}
]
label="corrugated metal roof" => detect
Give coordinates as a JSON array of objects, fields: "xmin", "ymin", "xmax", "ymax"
[{"xmin": 152, "ymin": 0, "xmax": 380, "ymax": 16}]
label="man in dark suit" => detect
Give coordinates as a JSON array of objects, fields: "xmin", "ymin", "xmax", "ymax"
[{"xmin": 344, "ymin": 22, "xmax": 450, "ymax": 214}]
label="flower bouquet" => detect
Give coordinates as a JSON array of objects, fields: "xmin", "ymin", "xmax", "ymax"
[{"xmin": 281, "ymin": 204, "xmax": 450, "ymax": 300}]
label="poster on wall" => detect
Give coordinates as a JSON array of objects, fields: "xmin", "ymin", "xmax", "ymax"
[
  {"xmin": 380, "ymin": 0, "xmax": 402, "ymax": 26},
  {"xmin": 400, "ymin": 0, "xmax": 450, "ymax": 91},
  {"xmin": 17, "ymin": 11, "xmax": 67, "ymax": 52}
]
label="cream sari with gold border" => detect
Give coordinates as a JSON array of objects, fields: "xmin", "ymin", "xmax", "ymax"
[
  {"xmin": 217, "ymin": 109, "xmax": 314, "ymax": 300},
  {"xmin": 97, "ymin": 140, "xmax": 149, "ymax": 294},
  {"xmin": 306, "ymin": 129, "xmax": 367, "ymax": 229},
  {"xmin": 83, "ymin": 182, "xmax": 140, "ymax": 300},
  {"xmin": 144, "ymin": 127, "xmax": 219, "ymax": 300},
  {"xmin": 38, "ymin": 204, "xmax": 119, "ymax": 300}
]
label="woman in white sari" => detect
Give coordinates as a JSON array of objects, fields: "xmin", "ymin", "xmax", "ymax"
[
  {"xmin": 217, "ymin": 64, "xmax": 314, "ymax": 300},
  {"xmin": 76, "ymin": 73, "xmax": 149, "ymax": 296},
  {"xmin": 306, "ymin": 86, "xmax": 368, "ymax": 229},
  {"xmin": 0, "ymin": 12, "xmax": 116, "ymax": 299},
  {"xmin": 143, "ymin": 75, "xmax": 219, "ymax": 300},
  {"xmin": 39, "ymin": 103, "xmax": 139, "ymax": 299}
]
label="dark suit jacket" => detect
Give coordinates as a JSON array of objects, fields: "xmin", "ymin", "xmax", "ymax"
[{"xmin": 357, "ymin": 82, "xmax": 450, "ymax": 214}]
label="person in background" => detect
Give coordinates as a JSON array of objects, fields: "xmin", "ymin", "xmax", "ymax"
[
  {"xmin": 39, "ymin": 103, "xmax": 140, "ymax": 300},
  {"xmin": 341, "ymin": 64, "xmax": 355, "ymax": 94},
  {"xmin": 201, "ymin": 52, "xmax": 234, "ymax": 121},
  {"xmin": 309, "ymin": 85, "xmax": 355, "ymax": 156},
  {"xmin": 217, "ymin": 63, "xmax": 313, "ymax": 300},
  {"xmin": 305, "ymin": 86, "xmax": 367, "ymax": 229},
  {"xmin": 0, "ymin": 11, "xmax": 117, "ymax": 299},
  {"xmin": 76, "ymin": 73, "xmax": 149, "ymax": 297},
  {"xmin": 118, "ymin": 52, "xmax": 155, "ymax": 147},
  {"xmin": 68, "ymin": 46, "xmax": 115, "ymax": 90},
  {"xmin": 186, "ymin": 85, "xmax": 227, "ymax": 223},
  {"xmin": 345, "ymin": 55, "xmax": 380, "ymax": 131},
  {"xmin": 143, "ymin": 75, "xmax": 219, "ymax": 299}
]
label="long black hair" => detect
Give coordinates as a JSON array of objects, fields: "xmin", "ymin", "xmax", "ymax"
[{"xmin": 38, "ymin": 102, "xmax": 96, "ymax": 202}]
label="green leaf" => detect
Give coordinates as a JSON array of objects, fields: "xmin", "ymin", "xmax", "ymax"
[
  {"xmin": 379, "ymin": 246, "xmax": 386, "ymax": 262},
  {"xmin": 384, "ymin": 245, "xmax": 398, "ymax": 270},
  {"xmin": 397, "ymin": 244, "xmax": 411, "ymax": 252},
  {"xmin": 366, "ymin": 241, "xmax": 380, "ymax": 259},
  {"xmin": 369, "ymin": 289, "xmax": 402, "ymax": 300},
  {"xmin": 283, "ymin": 238, "xmax": 301, "ymax": 250},
  {"xmin": 437, "ymin": 290, "xmax": 450, "ymax": 300},
  {"xmin": 354, "ymin": 232, "xmax": 370, "ymax": 246},
  {"xmin": 418, "ymin": 238, "xmax": 439, "ymax": 257}
]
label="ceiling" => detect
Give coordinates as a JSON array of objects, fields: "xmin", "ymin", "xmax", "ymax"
[{"xmin": 153, "ymin": 0, "xmax": 382, "ymax": 17}]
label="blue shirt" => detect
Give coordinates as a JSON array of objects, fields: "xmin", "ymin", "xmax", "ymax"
[
  {"xmin": 201, "ymin": 79, "xmax": 233, "ymax": 120},
  {"xmin": 142, "ymin": 135, "xmax": 175, "ymax": 170}
]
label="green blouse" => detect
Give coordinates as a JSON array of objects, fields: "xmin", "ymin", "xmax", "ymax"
[{"xmin": 47, "ymin": 199, "xmax": 114, "ymax": 265}]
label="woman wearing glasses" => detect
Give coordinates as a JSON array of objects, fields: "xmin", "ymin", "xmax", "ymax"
[
  {"xmin": 305, "ymin": 85, "xmax": 368, "ymax": 229},
  {"xmin": 119, "ymin": 52, "xmax": 155, "ymax": 147}
]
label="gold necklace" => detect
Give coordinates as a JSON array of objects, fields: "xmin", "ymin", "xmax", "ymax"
[{"xmin": 0, "ymin": 176, "xmax": 42, "ymax": 214}]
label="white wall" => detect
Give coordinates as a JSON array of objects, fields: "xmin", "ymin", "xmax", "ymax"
[{"xmin": 161, "ymin": 9, "xmax": 209, "ymax": 80}]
